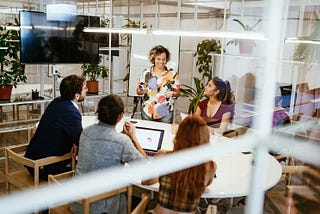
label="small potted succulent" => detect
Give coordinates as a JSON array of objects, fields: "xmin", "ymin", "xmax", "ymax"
[{"xmin": 81, "ymin": 56, "xmax": 108, "ymax": 94}]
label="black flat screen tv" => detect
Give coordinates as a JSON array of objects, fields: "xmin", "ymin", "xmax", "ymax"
[{"xmin": 20, "ymin": 10, "xmax": 100, "ymax": 64}]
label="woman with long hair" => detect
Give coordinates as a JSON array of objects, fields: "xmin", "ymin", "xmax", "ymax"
[
  {"xmin": 152, "ymin": 114, "xmax": 216, "ymax": 214},
  {"xmin": 195, "ymin": 76, "xmax": 235, "ymax": 133}
]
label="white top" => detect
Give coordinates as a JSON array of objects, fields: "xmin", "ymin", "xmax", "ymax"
[{"xmin": 81, "ymin": 116, "xmax": 282, "ymax": 198}]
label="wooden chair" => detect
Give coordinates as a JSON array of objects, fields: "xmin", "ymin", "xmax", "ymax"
[
  {"xmin": 5, "ymin": 143, "xmax": 75, "ymax": 192},
  {"xmin": 205, "ymin": 204, "xmax": 217, "ymax": 214},
  {"xmin": 265, "ymin": 165, "xmax": 320, "ymax": 214},
  {"xmin": 48, "ymin": 171, "xmax": 149, "ymax": 214}
]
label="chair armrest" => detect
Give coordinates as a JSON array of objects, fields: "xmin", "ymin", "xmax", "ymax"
[
  {"xmin": 36, "ymin": 153, "xmax": 73, "ymax": 167},
  {"xmin": 6, "ymin": 143, "xmax": 29, "ymax": 153},
  {"xmin": 5, "ymin": 146, "xmax": 35, "ymax": 168},
  {"xmin": 48, "ymin": 170, "xmax": 75, "ymax": 184},
  {"xmin": 132, "ymin": 193, "xmax": 149, "ymax": 214},
  {"xmin": 282, "ymin": 166, "xmax": 305, "ymax": 174}
]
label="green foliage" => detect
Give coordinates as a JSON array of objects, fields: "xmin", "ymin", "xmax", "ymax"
[
  {"xmin": 233, "ymin": 18, "xmax": 262, "ymax": 31},
  {"xmin": 181, "ymin": 39, "xmax": 223, "ymax": 113},
  {"xmin": 226, "ymin": 18, "xmax": 262, "ymax": 46},
  {"xmin": 0, "ymin": 18, "xmax": 27, "ymax": 87},
  {"xmin": 195, "ymin": 39, "xmax": 222, "ymax": 82},
  {"xmin": 121, "ymin": 19, "xmax": 149, "ymax": 41},
  {"xmin": 180, "ymin": 77, "xmax": 204, "ymax": 114},
  {"xmin": 293, "ymin": 12, "xmax": 320, "ymax": 64},
  {"xmin": 82, "ymin": 56, "xmax": 108, "ymax": 81}
]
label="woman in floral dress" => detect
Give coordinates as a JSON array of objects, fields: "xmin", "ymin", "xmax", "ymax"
[{"xmin": 136, "ymin": 45, "xmax": 180, "ymax": 124}]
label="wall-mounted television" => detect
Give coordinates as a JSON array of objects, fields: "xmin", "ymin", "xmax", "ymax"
[{"xmin": 20, "ymin": 10, "xmax": 100, "ymax": 64}]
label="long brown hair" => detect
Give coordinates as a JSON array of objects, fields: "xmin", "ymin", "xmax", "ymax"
[{"xmin": 170, "ymin": 114, "xmax": 210, "ymax": 202}]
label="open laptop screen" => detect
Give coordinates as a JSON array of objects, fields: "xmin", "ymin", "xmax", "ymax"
[{"xmin": 135, "ymin": 126, "xmax": 164, "ymax": 152}]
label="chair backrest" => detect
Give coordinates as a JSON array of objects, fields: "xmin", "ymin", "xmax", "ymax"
[
  {"xmin": 5, "ymin": 143, "xmax": 75, "ymax": 191},
  {"xmin": 205, "ymin": 204, "xmax": 217, "ymax": 214},
  {"xmin": 48, "ymin": 171, "xmax": 148, "ymax": 214},
  {"xmin": 282, "ymin": 165, "xmax": 306, "ymax": 185}
]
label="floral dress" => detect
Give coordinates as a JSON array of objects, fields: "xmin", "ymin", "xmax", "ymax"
[{"xmin": 137, "ymin": 66, "xmax": 180, "ymax": 120}]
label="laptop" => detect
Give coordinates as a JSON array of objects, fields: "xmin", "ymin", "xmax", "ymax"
[{"xmin": 135, "ymin": 126, "xmax": 164, "ymax": 156}]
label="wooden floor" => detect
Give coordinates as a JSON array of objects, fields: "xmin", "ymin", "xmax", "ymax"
[{"xmin": 0, "ymin": 107, "xmax": 315, "ymax": 213}]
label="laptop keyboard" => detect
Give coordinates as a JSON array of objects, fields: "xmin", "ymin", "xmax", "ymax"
[{"xmin": 145, "ymin": 151, "xmax": 156, "ymax": 156}]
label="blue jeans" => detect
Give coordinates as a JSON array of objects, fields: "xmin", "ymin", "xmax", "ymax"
[{"xmin": 141, "ymin": 109, "xmax": 174, "ymax": 124}]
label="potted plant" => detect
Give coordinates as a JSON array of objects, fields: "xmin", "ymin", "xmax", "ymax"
[
  {"xmin": 293, "ymin": 11, "xmax": 320, "ymax": 86},
  {"xmin": 180, "ymin": 39, "xmax": 223, "ymax": 113},
  {"xmin": 227, "ymin": 18, "xmax": 262, "ymax": 55},
  {"xmin": 82, "ymin": 56, "xmax": 108, "ymax": 94},
  {"xmin": 0, "ymin": 18, "xmax": 27, "ymax": 101},
  {"xmin": 293, "ymin": 12, "xmax": 320, "ymax": 64}
]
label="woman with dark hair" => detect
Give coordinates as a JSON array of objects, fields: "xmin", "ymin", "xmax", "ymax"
[
  {"xmin": 71, "ymin": 94, "xmax": 155, "ymax": 214},
  {"xmin": 136, "ymin": 45, "xmax": 180, "ymax": 124},
  {"xmin": 150, "ymin": 114, "xmax": 216, "ymax": 214},
  {"xmin": 195, "ymin": 76, "xmax": 235, "ymax": 133}
]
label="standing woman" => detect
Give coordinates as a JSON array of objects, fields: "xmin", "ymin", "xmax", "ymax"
[
  {"xmin": 136, "ymin": 45, "xmax": 180, "ymax": 124},
  {"xmin": 195, "ymin": 76, "xmax": 235, "ymax": 133},
  {"xmin": 151, "ymin": 115, "xmax": 216, "ymax": 214}
]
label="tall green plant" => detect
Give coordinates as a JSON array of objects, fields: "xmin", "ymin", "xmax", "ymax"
[
  {"xmin": 0, "ymin": 18, "xmax": 27, "ymax": 87},
  {"xmin": 180, "ymin": 39, "xmax": 223, "ymax": 113}
]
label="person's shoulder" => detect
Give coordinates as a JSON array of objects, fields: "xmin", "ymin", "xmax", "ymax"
[
  {"xmin": 199, "ymin": 98, "xmax": 209, "ymax": 106},
  {"xmin": 221, "ymin": 103, "xmax": 234, "ymax": 111},
  {"xmin": 143, "ymin": 67, "xmax": 152, "ymax": 73}
]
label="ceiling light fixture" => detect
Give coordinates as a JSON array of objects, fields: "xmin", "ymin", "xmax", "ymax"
[
  {"xmin": 83, "ymin": 28, "xmax": 266, "ymax": 40},
  {"xmin": 152, "ymin": 30, "xmax": 267, "ymax": 40},
  {"xmin": 83, "ymin": 27, "xmax": 148, "ymax": 34},
  {"xmin": 285, "ymin": 37, "xmax": 320, "ymax": 45}
]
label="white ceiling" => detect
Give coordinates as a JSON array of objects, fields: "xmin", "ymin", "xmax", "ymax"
[{"xmin": 0, "ymin": 0, "xmax": 261, "ymax": 11}]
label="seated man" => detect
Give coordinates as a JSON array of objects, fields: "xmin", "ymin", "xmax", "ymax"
[
  {"xmin": 25, "ymin": 75, "xmax": 87, "ymax": 179},
  {"xmin": 71, "ymin": 94, "xmax": 155, "ymax": 214}
]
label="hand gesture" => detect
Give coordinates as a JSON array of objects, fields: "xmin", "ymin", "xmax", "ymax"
[{"xmin": 122, "ymin": 121, "xmax": 136, "ymax": 139}]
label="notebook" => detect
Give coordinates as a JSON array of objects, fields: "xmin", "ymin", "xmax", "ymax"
[{"xmin": 135, "ymin": 126, "xmax": 164, "ymax": 156}]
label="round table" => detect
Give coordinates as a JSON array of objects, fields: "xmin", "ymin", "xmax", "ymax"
[{"xmin": 81, "ymin": 116, "xmax": 282, "ymax": 199}]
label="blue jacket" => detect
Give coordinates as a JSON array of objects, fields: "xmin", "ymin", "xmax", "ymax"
[{"xmin": 25, "ymin": 97, "xmax": 82, "ymax": 177}]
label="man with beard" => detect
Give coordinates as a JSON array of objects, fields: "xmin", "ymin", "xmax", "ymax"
[{"xmin": 25, "ymin": 75, "xmax": 87, "ymax": 179}]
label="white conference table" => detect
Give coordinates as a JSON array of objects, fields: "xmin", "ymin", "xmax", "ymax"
[
  {"xmin": 81, "ymin": 116, "xmax": 282, "ymax": 199},
  {"xmin": 82, "ymin": 115, "xmax": 175, "ymax": 151}
]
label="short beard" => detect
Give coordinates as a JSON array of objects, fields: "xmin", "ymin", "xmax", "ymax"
[{"xmin": 78, "ymin": 95, "xmax": 85, "ymax": 102}]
